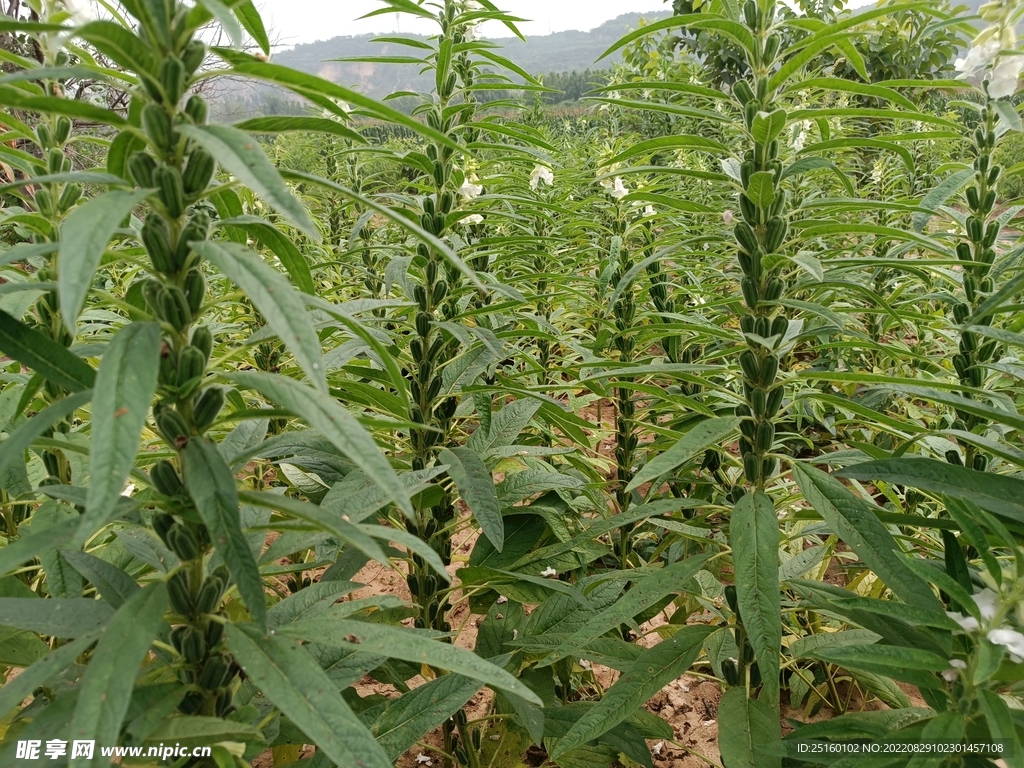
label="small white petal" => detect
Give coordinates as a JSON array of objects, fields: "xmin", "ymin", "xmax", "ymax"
[{"xmin": 540, "ymin": 567, "xmax": 558, "ymax": 577}]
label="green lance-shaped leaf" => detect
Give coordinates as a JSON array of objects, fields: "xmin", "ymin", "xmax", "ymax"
[
  {"xmin": 58, "ymin": 189, "xmax": 150, "ymax": 334},
  {"xmin": 195, "ymin": 241, "xmax": 325, "ymax": 392},
  {"xmin": 68, "ymin": 583, "xmax": 168, "ymax": 768},
  {"xmin": 627, "ymin": 416, "xmax": 740, "ymax": 493},
  {"xmin": 0, "ymin": 390, "xmax": 92, "ymax": 499},
  {"xmin": 278, "ymin": 613, "xmax": 542, "ymax": 706},
  {"xmin": 0, "ymin": 309, "xmax": 96, "ymax": 391},
  {"xmin": 183, "ymin": 438, "xmax": 266, "ymax": 627},
  {"xmin": 838, "ymin": 458, "xmax": 1024, "ymax": 525},
  {"xmin": 60, "ymin": 549, "xmax": 140, "ymax": 609},
  {"xmin": 77, "ymin": 322, "xmax": 161, "ymax": 545},
  {"xmin": 805, "ymin": 644, "xmax": 950, "ymax": 690},
  {"xmin": 369, "ymin": 674, "xmax": 483, "ymax": 761},
  {"xmin": 551, "ymin": 625, "xmax": 714, "ymax": 758},
  {"xmin": 745, "ymin": 171, "xmax": 776, "ymax": 209},
  {"xmin": 536, "ymin": 554, "xmax": 711, "ymax": 667},
  {"xmin": 0, "ymin": 631, "xmax": 100, "ymax": 716},
  {"xmin": 978, "ymin": 690, "xmax": 1024, "ymax": 768},
  {"xmin": 440, "ymin": 446, "xmax": 503, "ymax": 552},
  {"xmin": 233, "ymin": 0, "xmax": 271, "ymax": 55},
  {"xmin": 216, "ymin": 215, "xmax": 315, "ymax": 294},
  {"xmin": 751, "ymin": 109, "xmax": 787, "ymax": 146},
  {"xmin": 717, "ymin": 687, "xmax": 782, "ymax": 768},
  {"xmin": 230, "ymin": 371, "xmax": 412, "ymax": 518},
  {"xmin": 912, "ymin": 168, "xmax": 974, "ymax": 233},
  {"xmin": 178, "ymin": 124, "xmax": 319, "ymax": 240},
  {"xmin": 225, "ymin": 623, "xmax": 391, "ymax": 768},
  {"xmin": 791, "ymin": 463, "xmax": 942, "ymax": 613},
  {"xmin": 731, "ymin": 491, "xmax": 781, "ymax": 711},
  {"xmin": 0, "ymin": 597, "xmax": 112, "ymax": 637}
]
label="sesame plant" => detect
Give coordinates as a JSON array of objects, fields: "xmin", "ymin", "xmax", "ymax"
[{"xmin": 1, "ymin": 0, "xmax": 1024, "ymax": 767}]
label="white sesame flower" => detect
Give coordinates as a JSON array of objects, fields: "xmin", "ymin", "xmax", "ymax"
[
  {"xmin": 644, "ymin": 205, "xmax": 656, "ymax": 216},
  {"xmin": 652, "ymin": 742, "xmax": 664, "ymax": 756},
  {"xmin": 608, "ymin": 177, "xmax": 628, "ymax": 200},
  {"xmin": 941, "ymin": 659, "xmax": 967, "ymax": 681},
  {"xmin": 579, "ymin": 658, "xmax": 592, "ymax": 670},
  {"xmin": 416, "ymin": 754, "xmax": 433, "ymax": 766},
  {"xmin": 988, "ymin": 628, "xmax": 1024, "ymax": 663},
  {"xmin": 947, "ymin": 611, "xmax": 980, "ymax": 632},
  {"xmin": 460, "ymin": 214, "xmax": 483, "ymax": 226},
  {"xmin": 975, "ymin": 588, "xmax": 999, "ymax": 621},
  {"xmin": 870, "ymin": 162, "xmax": 884, "ymax": 186},
  {"xmin": 64, "ymin": 0, "xmax": 94, "ymax": 24},
  {"xmin": 956, "ymin": 38, "xmax": 1001, "ymax": 78},
  {"xmin": 496, "ymin": 595, "xmax": 507, "ymax": 604},
  {"xmin": 458, "ymin": 176, "xmax": 483, "ymax": 199},
  {"xmin": 723, "ymin": 210, "xmax": 734, "ymax": 225},
  {"xmin": 530, "ymin": 165, "xmax": 554, "ymax": 190},
  {"xmin": 989, "ymin": 54, "xmax": 1024, "ymax": 99},
  {"xmin": 121, "ymin": 483, "xmax": 135, "ymax": 497},
  {"xmin": 792, "ymin": 121, "xmax": 810, "ymax": 152},
  {"xmin": 540, "ymin": 567, "xmax": 558, "ymax": 577}
]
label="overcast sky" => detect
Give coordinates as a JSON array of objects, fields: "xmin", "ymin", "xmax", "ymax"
[{"xmin": 257, "ymin": 0, "xmax": 876, "ymax": 49}]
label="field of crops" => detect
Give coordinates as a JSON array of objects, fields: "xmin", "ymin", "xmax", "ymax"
[{"xmin": 1, "ymin": 0, "xmax": 1023, "ymax": 766}]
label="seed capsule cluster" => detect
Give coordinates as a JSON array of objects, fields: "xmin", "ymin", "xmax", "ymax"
[
  {"xmin": 119, "ymin": 0, "xmax": 238, "ymax": 718},
  {"xmin": 731, "ymin": 0, "xmax": 790, "ymax": 490},
  {"xmin": 949, "ymin": 103, "xmax": 1003, "ymax": 472}
]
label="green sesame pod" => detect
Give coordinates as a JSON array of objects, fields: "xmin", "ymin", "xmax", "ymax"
[
  {"xmin": 743, "ymin": 0, "xmax": 758, "ymax": 29},
  {"xmin": 158, "ymin": 56, "xmax": 186, "ymax": 105},
  {"xmin": 956, "ymin": 243, "xmax": 973, "ymax": 262},
  {"xmin": 946, "ymin": 449, "xmax": 963, "ymax": 466},
  {"xmin": 969, "ymin": 365, "xmax": 983, "ymax": 387},
  {"xmin": 215, "ymin": 689, "xmax": 233, "ymax": 717},
  {"xmin": 743, "ymin": 451, "xmax": 761, "ymax": 483},
  {"xmin": 722, "ymin": 659, "xmax": 739, "ymax": 686},
  {"xmin": 204, "ymin": 618, "xmax": 225, "ymax": 647},
  {"xmin": 737, "ymin": 251, "xmax": 753, "ymax": 274},
  {"xmin": 734, "ymin": 222, "xmax": 759, "ymax": 255},
  {"xmin": 769, "ymin": 190, "xmax": 787, "ymax": 219},
  {"xmin": 739, "ymin": 350, "xmax": 760, "ymax": 382},
  {"xmin": 178, "ymin": 691, "xmax": 203, "ymax": 715},
  {"xmin": 755, "ymin": 421, "xmax": 775, "ymax": 452},
  {"xmin": 432, "ymin": 161, "xmax": 445, "ymax": 188},
  {"xmin": 57, "ymin": 182, "xmax": 82, "ymax": 213},
  {"xmin": 432, "ymin": 280, "xmax": 448, "ymax": 305},
  {"xmin": 184, "ymin": 269, "xmax": 205, "ymax": 316},
  {"xmin": 182, "ymin": 40, "xmax": 206, "ymax": 75},
  {"xmin": 981, "ymin": 277, "xmax": 993, "ymax": 293},
  {"xmin": 193, "ymin": 387, "xmax": 225, "ymax": 433},
  {"xmin": 167, "ymin": 523, "xmax": 200, "ymax": 561},
  {"xmin": 770, "ymin": 315, "xmax": 788, "ymax": 338},
  {"xmin": 142, "ymin": 103, "xmax": 173, "ymax": 153},
  {"xmin": 141, "ymin": 279, "xmax": 163, "ymax": 314},
  {"xmin": 743, "ymin": 101, "xmax": 758, "ymax": 130},
  {"xmin": 983, "ymin": 222, "xmax": 998, "ymax": 248},
  {"xmin": 977, "ymin": 340, "xmax": 997, "ymax": 363},
  {"xmin": 965, "ymin": 186, "xmax": 980, "ymax": 210},
  {"xmin": 981, "ymin": 247, "xmax": 996, "ymax": 265},
  {"xmin": 739, "ymin": 193, "xmax": 759, "ymax": 226},
  {"xmin": 764, "ymin": 278, "xmax": 784, "ymax": 302},
  {"xmin": 988, "ymin": 166, "xmax": 1000, "ymax": 185},
  {"xmin": 159, "ymin": 347, "xmax": 179, "ymax": 387},
  {"xmin": 36, "ymin": 123, "xmax": 53, "ymax": 148},
  {"xmin": 128, "ymin": 152, "xmax": 158, "ymax": 188},
  {"xmin": 765, "ymin": 217, "xmax": 787, "ymax": 253},
  {"xmin": 199, "ymin": 654, "xmax": 231, "ymax": 689},
  {"xmin": 966, "ymin": 216, "xmax": 983, "ymax": 242},
  {"xmin": 763, "ymin": 33, "xmax": 780, "ymax": 63},
  {"xmin": 734, "ymin": 80, "xmax": 755, "ymax": 105},
  {"xmin": 760, "ymin": 355, "xmax": 779, "ymax": 386},
  {"xmin": 151, "ymin": 459, "xmax": 184, "ymax": 497},
  {"xmin": 182, "ymin": 624, "xmax": 206, "ymax": 664},
  {"xmin": 142, "ymin": 213, "xmax": 176, "ymax": 274},
  {"xmin": 755, "ymin": 316, "xmax": 770, "ymax": 339},
  {"xmin": 175, "ymin": 211, "xmax": 211, "ymax": 269},
  {"xmin": 184, "ymin": 93, "xmax": 208, "ymax": 125},
  {"xmin": 740, "ymin": 418, "xmax": 756, "ymax": 440},
  {"xmin": 182, "ymin": 147, "xmax": 215, "ymax": 197},
  {"xmin": 444, "ymin": 71, "xmax": 457, "ymax": 98},
  {"xmin": 953, "ymin": 302, "xmax": 970, "ymax": 324},
  {"xmin": 35, "ymin": 188, "xmax": 54, "ymax": 217},
  {"xmin": 154, "ymin": 165, "xmax": 186, "ymax": 218},
  {"xmin": 762, "ymin": 457, "xmax": 777, "ymax": 479},
  {"xmin": 983, "ymin": 190, "xmax": 996, "ymax": 211},
  {"xmin": 740, "ymin": 314, "xmax": 756, "ymax": 335},
  {"xmin": 191, "ymin": 326, "xmax": 213, "ymax": 363},
  {"xmin": 47, "ymin": 148, "xmax": 66, "ymax": 174},
  {"xmin": 161, "ymin": 286, "xmax": 192, "ymax": 331},
  {"xmin": 152, "ymin": 511, "xmax": 175, "ymax": 543},
  {"xmin": 156, "ymin": 407, "xmax": 190, "ymax": 444},
  {"xmin": 168, "ymin": 570, "xmax": 193, "ymax": 615},
  {"xmin": 427, "ymin": 378, "xmax": 443, "ymax": 402},
  {"xmin": 415, "ymin": 311, "xmax": 432, "ymax": 337},
  {"xmin": 750, "ymin": 387, "xmax": 767, "ymax": 417},
  {"xmin": 766, "ymin": 387, "xmax": 784, "ymax": 418},
  {"xmin": 423, "ymin": 196, "xmax": 435, "ymax": 216},
  {"xmin": 740, "ymin": 276, "xmax": 759, "ymax": 309},
  {"xmin": 195, "ymin": 575, "xmax": 226, "ymax": 615},
  {"xmin": 178, "ymin": 345, "xmax": 206, "ymax": 385},
  {"xmin": 735, "ymin": 404, "xmax": 752, "ymax": 419},
  {"xmin": 973, "ymin": 454, "xmax": 988, "ymax": 472},
  {"xmin": 961, "ymin": 330, "xmax": 977, "ymax": 352},
  {"xmin": 952, "ymin": 353, "xmax": 968, "ymax": 379},
  {"xmin": 55, "ymin": 118, "xmax": 73, "ymax": 144}
]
